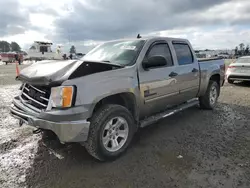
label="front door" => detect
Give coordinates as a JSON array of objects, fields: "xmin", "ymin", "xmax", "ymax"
[{"xmin": 138, "ymin": 41, "xmax": 180, "ymax": 118}]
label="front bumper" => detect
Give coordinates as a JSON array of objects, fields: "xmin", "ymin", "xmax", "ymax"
[{"xmin": 10, "ymin": 98, "xmax": 90, "ymax": 143}]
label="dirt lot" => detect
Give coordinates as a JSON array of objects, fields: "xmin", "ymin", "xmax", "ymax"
[{"xmin": 0, "ymin": 62, "xmax": 250, "ymax": 188}]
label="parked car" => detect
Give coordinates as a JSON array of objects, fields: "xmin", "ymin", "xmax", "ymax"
[
  {"xmin": 75, "ymin": 53, "xmax": 85, "ymax": 59},
  {"xmin": 218, "ymin": 53, "xmax": 230, "ymax": 59},
  {"xmin": 10, "ymin": 37, "xmax": 225, "ymax": 161},
  {"xmin": 226, "ymin": 56, "xmax": 250, "ymax": 83}
]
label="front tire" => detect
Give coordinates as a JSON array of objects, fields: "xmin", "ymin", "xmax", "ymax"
[
  {"xmin": 199, "ymin": 81, "xmax": 219, "ymax": 110},
  {"xmin": 84, "ymin": 104, "xmax": 136, "ymax": 161}
]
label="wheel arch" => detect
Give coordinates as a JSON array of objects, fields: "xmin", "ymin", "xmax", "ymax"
[
  {"xmin": 209, "ymin": 74, "xmax": 220, "ymax": 85},
  {"xmin": 90, "ymin": 92, "xmax": 139, "ymax": 124},
  {"xmin": 209, "ymin": 74, "xmax": 221, "ymax": 94}
]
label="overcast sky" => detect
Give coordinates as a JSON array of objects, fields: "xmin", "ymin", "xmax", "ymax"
[{"xmin": 0, "ymin": 0, "xmax": 250, "ymax": 53}]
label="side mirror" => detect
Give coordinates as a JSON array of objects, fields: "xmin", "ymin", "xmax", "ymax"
[{"xmin": 142, "ymin": 55, "xmax": 167, "ymax": 69}]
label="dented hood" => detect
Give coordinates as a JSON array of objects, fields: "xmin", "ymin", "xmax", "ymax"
[{"xmin": 17, "ymin": 59, "xmax": 122, "ymax": 86}]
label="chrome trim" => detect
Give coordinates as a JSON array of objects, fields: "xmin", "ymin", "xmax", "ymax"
[
  {"xmin": 12, "ymin": 100, "xmax": 39, "ymax": 116},
  {"xmin": 20, "ymin": 83, "xmax": 49, "ymax": 111},
  {"xmin": 29, "ymin": 84, "xmax": 46, "ymax": 94},
  {"xmin": 24, "ymin": 87, "xmax": 29, "ymax": 92},
  {"xmin": 40, "ymin": 96, "xmax": 49, "ymax": 101},
  {"xmin": 10, "ymin": 106, "xmax": 32, "ymax": 119},
  {"xmin": 22, "ymin": 92, "xmax": 47, "ymax": 107},
  {"xmin": 19, "ymin": 95, "xmax": 41, "ymax": 113},
  {"xmin": 22, "ymin": 83, "xmax": 50, "ymax": 108}
]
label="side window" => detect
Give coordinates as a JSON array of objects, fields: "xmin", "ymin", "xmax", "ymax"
[
  {"xmin": 173, "ymin": 43, "xmax": 193, "ymax": 65},
  {"xmin": 147, "ymin": 43, "xmax": 173, "ymax": 67}
]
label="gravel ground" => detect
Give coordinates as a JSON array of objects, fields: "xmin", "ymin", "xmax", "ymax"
[{"xmin": 0, "ymin": 62, "xmax": 250, "ymax": 188}]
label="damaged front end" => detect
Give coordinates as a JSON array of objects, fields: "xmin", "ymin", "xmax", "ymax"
[
  {"xmin": 10, "ymin": 83, "xmax": 51, "ymax": 127},
  {"xmin": 10, "ymin": 59, "xmax": 124, "ymax": 142},
  {"xmin": 9, "ymin": 82, "xmax": 91, "ymax": 143}
]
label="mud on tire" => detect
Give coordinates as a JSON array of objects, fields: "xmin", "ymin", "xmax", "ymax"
[
  {"xmin": 199, "ymin": 80, "xmax": 219, "ymax": 110},
  {"xmin": 83, "ymin": 104, "xmax": 136, "ymax": 161}
]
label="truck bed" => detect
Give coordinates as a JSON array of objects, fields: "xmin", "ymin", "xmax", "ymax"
[
  {"xmin": 198, "ymin": 57, "xmax": 225, "ymax": 96},
  {"xmin": 198, "ymin": 57, "xmax": 224, "ymax": 62}
]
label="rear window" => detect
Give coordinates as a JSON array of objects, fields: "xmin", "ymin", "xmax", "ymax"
[{"xmin": 173, "ymin": 43, "xmax": 193, "ymax": 65}]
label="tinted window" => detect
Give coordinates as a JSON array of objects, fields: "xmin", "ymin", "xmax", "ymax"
[
  {"xmin": 147, "ymin": 43, "xmax": 173, "ymax": 67},
  {"xmin": 173, "ymin": 43, "xmax": 193, "ymax": 65}
]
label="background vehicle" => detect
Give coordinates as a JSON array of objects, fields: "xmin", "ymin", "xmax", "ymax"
[
  {"xmin": 10, "ymin": 37, "xmax": 225, "ymax": 161},
  {"xmin": 1, "ymin": 52, "xmax": 23, "ymax": 65},
  {"xmin": 218, "ymin": 52, "xmax": 230, "ymax": 59},
  {"xmin": 75, "ymin": 53, "xmax": 85, "ymax": 59},
  {"xmin": 226, "ymin": 56, "xmax": 250, "ymax": 84},
  {"xmin": 27, "ymin": 41, "xmax": 63, "ymax": 61}
]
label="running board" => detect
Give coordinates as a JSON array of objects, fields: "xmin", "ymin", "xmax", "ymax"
[{"xmin": 140, "ymin": 99, "xmax": 199, "ymax": 128}]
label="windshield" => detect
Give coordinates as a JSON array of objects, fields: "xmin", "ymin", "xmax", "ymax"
[
  {"xmin": 235, "ymin": 58, "xmax": 250, "ymax": 64},
  {"xmin": 82, "ymin": 40, "xmax": 145, "ymax": 66}
]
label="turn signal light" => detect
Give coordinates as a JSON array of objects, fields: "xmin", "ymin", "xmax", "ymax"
[{"xmin": 62, "ymin": 87, "xmax": 74, "ymax": 107}]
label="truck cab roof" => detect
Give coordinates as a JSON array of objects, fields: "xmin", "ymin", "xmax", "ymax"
[{"xmin": 106, "ymin": 36, "xmax": 189, "ymax": 44}]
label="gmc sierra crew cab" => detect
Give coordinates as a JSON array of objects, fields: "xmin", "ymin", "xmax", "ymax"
[{"xmin": 10, "ymin": 37, "xmax": 225, "ymax": 161}]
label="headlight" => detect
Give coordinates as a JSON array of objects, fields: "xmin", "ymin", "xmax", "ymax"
[{"xmin": 51, "ymin": 86, "xmax": 76, "ymax": 108}]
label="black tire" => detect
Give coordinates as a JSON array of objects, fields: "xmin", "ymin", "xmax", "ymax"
[
  {"xmin": 84, "ymin": 104, "xmax": 136, "ymax": 161},
  {"xmin": 199, "ymin": 81, "xmax": 219, "ymax": 110},
  {"xmin": 227, "ymin": 79, "xmax": 234, "ymax": 84}
]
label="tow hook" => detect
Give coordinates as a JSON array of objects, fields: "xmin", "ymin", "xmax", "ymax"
[{"xmin": 33, "ymin": 128, "xmax": 42, "ymax": 134}]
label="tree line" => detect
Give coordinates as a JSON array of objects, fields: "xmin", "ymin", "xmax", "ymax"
[
  {"xmin": 235, "ymin": 43, "xmax": 249, "ymax": 56},
  {"xmin": 0, "ymin": 40, "xmax": 21, "ymax": 52}
]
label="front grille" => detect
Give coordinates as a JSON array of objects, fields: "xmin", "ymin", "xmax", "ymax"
[{"xmin": 20, "ymin": 84, "xmax": 51, "ymax": 110}]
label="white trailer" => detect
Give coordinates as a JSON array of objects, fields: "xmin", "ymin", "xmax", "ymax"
[{"xmin": 27, "ymin": 41, "xmax": 63, "ymax": 60}]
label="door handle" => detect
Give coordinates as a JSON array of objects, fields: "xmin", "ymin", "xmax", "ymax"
[
  {"xmin": 192, "ymin": 68, "xmax": 198, "ymax": 73},
  {"xmin": 169, "ymin": 72, "xmax": 178, "ymax": 77}
]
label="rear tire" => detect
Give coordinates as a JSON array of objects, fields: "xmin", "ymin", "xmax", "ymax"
[
  {"xmin": 83, "ymin": 104, "xmax": 136, "ymax": 161},
  {"xmin": 199, "ymin": 81, "xmax": 219, "ymax": 110},
  {"xmin": 227, "ymin": 79, "xmax": 234, "ymax": 84}
]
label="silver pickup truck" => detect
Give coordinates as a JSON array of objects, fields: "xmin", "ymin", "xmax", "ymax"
[{"xmin": 10, "ymin": 37, "xmax": 225, "ymax": 161}]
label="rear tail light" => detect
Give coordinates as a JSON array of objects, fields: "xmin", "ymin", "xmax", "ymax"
[{"xmin": 228, "ymin": 65, "xmax": 236, "ymax": 68}]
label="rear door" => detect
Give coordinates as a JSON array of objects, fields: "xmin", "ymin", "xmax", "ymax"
[
  {"xmin": 138, "ymin": 41, "xmax": 180, "ymax": 117},
  {"xmin": 171, "ymin": 42, "xmax": 200, "ymax": 102}
]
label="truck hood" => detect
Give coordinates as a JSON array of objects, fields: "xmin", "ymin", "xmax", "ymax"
[{"xmin": 17, "ymin": 60, "xmax": 123, "ymax": 86}]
